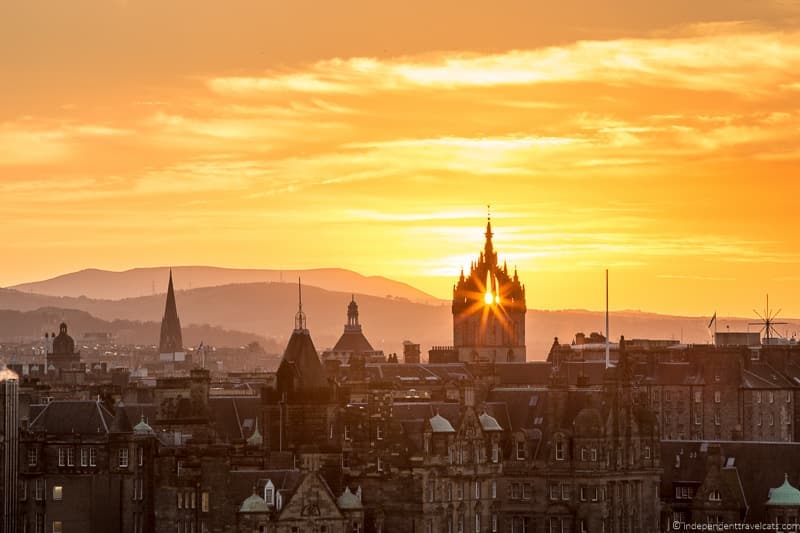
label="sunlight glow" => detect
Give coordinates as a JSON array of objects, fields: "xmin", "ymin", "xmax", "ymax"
[{"xmin": 484, "ymin": 291, "xmax": 493, "ymax": 305}]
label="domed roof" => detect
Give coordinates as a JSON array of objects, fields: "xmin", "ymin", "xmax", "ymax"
[
  {"xmin": 573, "ymin": 407, "xmax": 603, "ymax": 437},
  {"xmin": 133, "ymin": 415, "xmax": 154, "ymax": 435},
  {"xmin": 429, "ymin": 413, "xmax": 456, "ymax": 433},
  {"xmin": 479, "ymin": 412, "xmax": 503, "ymax": 431},
  {"xmin": 767, "ymin": 474, "xmax": 800, "ymax": 506},
  {"xmin": 239, "ymin": 492, "xmax": 269, "ymax": 513}
]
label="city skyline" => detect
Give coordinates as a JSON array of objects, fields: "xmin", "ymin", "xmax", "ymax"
[{"xmin": 4, "ymin": 1, "xmax": 800, "ymax": 317}]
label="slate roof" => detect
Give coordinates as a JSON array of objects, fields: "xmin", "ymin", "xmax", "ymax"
[
  {"xmin": 277, "ymin": 330, "xmax": 328, "ymax": 391},
  {"xmin": 30, "ymin": 400, "xmax": 115, "ymax": 434},
  {"xmin": 208, "ymin": 396, "xmax": 261, "ymax": 442},
  {"xmin": 662, "ymin": 441, "xmax": 800, "ymax": 521}
]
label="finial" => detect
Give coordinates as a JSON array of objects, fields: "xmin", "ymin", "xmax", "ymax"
[
  {"xmin": 487, "ymin": 204, "xmax": 491, "ymax": 223},
  {"xmin": 295, "ymin": 277, "xmax": 307, "ymax": 331}
]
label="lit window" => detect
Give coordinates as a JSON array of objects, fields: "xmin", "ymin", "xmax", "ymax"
[
  {"xmin": 52, "ymin": 521, "xmax": 62, "ymax": 533},
  {"xmin": 119, "ymin": 448, "xmax": 129, "ymax": 468},
  {"xmin": 201, "ymin": 491, "xmax": 210, "ymax": 512},
  {"xmin": 52, "ymin": 485, "xmax": 63, "ymax": 501}
]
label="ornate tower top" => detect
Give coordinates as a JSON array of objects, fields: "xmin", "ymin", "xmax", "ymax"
[{"xmin": 294, "ymin": 277, "xmax": 308, "ymax": 333}]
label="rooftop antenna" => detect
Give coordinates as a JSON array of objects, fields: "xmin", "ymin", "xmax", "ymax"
[
  {"xmin": 605, "ymin": 269, "xmax": 610, "ymax": 369},
  {"xmin": 749, "ymin": 294, "xmax": 786, "ymax": 345}
]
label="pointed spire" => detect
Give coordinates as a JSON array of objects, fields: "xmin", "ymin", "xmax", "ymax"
[
  {"xmin": 294, "ymin": 277, "xmax": 307, "ymax": 332},
  {"xmin": 483, "ymin": 206, "xmax": 495, "ymax": 269},
  {"xmin": 159, "ymin": 268, "xmax": 184, "ymax": 356},
  {"xmin": 247, "ymin": 417, "xmax": 263, "ymax": 447}
]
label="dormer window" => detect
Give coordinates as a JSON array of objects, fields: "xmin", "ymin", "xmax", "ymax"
[
  {"xmin": 515, "ymin": 440, "xmax": 526, "ymax": 461},
  {"xmin": 709, "ymin": 490, "xmax": 721, "ymax": 502},
  {"xmin": 555, "ymin": 439, "xmax": 565, "ymax": 461},
  {"xmin": 264, "ymin": 480, "xmax": 275, "ymax": 505}
]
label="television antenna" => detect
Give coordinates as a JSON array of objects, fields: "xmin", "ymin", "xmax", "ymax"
[{"xmin": 749, "ymin": 294, "xmax": 786, "ymax": 344}]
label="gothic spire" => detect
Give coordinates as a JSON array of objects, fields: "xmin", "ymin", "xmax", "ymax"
[{"xmin": 159, "ymin": 269, "xmax": 183, "ymax": 355}]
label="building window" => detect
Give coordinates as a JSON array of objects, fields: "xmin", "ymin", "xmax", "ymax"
[
  {"xmin": 492, "ymin": 514, "xmax": 498, "ymax": 533},
  {"xmin": 516, "ymin": 440, "xmax": 526, "ymax": 460},
  {"xmin": 694, "ymin": 412, "xmax": 701, "ymax": 425},
  {"xmin": 138, "ymin": 446, "xmax": 144, "ymax": 467},
  {"xmin": 665, "ymin": 391, "xmax": 671, "ymax": 402},
  {"xmin": 52, "ymin": 521, "xmax": 62, "ymax": 533},
  {"xmin": 67, "ymin": 447, "xmax": 75, "ymax": 466},
  {"xmin": 58, "ymin": 448, "xmax": 66, "ymax": 467},
  {"xmin": 580, "ymin": 486, "xmax": 587, "ymax": 501},
  {"xmin": 89, "ymin": 448, "xmax": 97, "ymax": 467},
  {"xmin": 457, "ymin": 481, "xmax": 464, "ymax": 501},
  {"xmin": 591, "ymin": 448, "xmax": 598, "ymax": 461},
  {"xmin": 119, "ymin": 448, "xmax": 129, "ymax": 468},
  {"xmin": 714, "ymin": 391, "xmax": 721, "ymax": 403},
  {"xmin": 344, "ymin": 424, "xmax": 351, "ymax": 441},
  {"xmin": 714, "ymin": 409, "xmax": 721, "ymax": 426},
  {"xmin": 511, "ymin": 482, "xmax": 521, "ymax": 499},
  {"xmin": 522, "ymin": 483, "xmax": 531, "ymax": 500},
  {"xmin": 177, "ymin": 491, "xmax": 184, "ymax": 509},
  {"xmin": 491, "ymin": 480, "xmax": 497, "ymax": 499},
  {"xmin": 549, "ymin": 484, "xmax": 558, "ymax": 500},
  {"xmin": 756, "ymin": 391, "xmax": 762, "ymax": 403},
  {"xmin": 376, "ymin": 456, "xmax": 383, "ymax": 472},
  {"xmin": 709, "ymin": 490, "xmax": 721, "ymax": 501},
  {"xmin": 474, "ymin": 480, "xmax": 481, "ymax": 499},
  {"xmin": 475, "ymin": 513, "xmax": 481, "ymax": 533},
  {"xmin": 581, "ymin": 448, "xmax": 588, "ymax": 461},
  {"xmin": 35, "ymin": 479, "xmax": 44, "ymax": 501},
  {"xmin": 28, "ymin": 448, "xmax": 38, "ymax": 467},
  {"xmin": 644, "ymin": 446, "xmax": 651, "ymax": 459},
  {"xmin": 561, "ymin": 483, "xmax": 570, "ymax": 501},
  {"xmin": 202, "ymin": 491, "xmax": 210, "ymax": 512},
  {"xmin": 20, "ymin": 479, "xmax": 27, "ymax": 501},
  {"xmin": 80, "ymin": 447, "xmax": 88, "ymax": 467},
  {"xmin": 694, "ymin": 391, "xmax": 701, "ymax": 403},
  {"xmin": 190, "ymin": 490, "xmax": 196, "ymax": 509},
  {"xmin": 769, "ymin": 392, "xmax": 775, "ymax": 403},
  {"xmin": 769, "ymin": 413, "xmax": 775, "ymax": 426},
  {"xmin": 492, "ymin": 442, "xmax": 499, "ymax": 463},
  {"xmin": 52, "ymin": 485, "xmax": 63, "ymax": 501},
  {"xmin": 555, "ymin": 439, "xmax": 565, "ymax": 461},
  {"xmin": 376, "ymin": 424, "xmax": 384, "ymax": 440}
]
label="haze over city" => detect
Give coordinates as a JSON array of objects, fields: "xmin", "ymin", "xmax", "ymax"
[{"xmin": 4, "ymin": 0, "xmax": 800, "ymax": 317}]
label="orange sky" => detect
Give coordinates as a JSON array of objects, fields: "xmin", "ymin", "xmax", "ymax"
[{"xmin": 2, "ymin": 0, "xmax": 800, "ymax": 317}]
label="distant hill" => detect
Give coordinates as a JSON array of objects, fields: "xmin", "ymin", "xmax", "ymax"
[
  {"xmin": 9, "ymin": 266, "xmax": 441, "ymax": 304},
  {"xmin": 1, "ymin": 283, "xmax": 798, "ymax": 359},
  {"xmin": 0, "ymin": 307, "xmax": 278, "ymax": 351}
]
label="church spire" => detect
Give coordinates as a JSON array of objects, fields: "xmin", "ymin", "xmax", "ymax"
[
  {"xmin": 484, "ymin": 205, "xmax": 495, "ymax": 269},
  {"xmin": 159, "ymin": 268, "xmax": 184, "ymax": 357}
]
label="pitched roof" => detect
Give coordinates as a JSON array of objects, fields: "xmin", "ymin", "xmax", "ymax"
[
  {"xmin": 277, "ymin": 330, "xmax": 328, "ymax": 392},
  {"xmin": 332, "ymin": 330, "xmax": 375, "ymax": 353},
  {"xmin": 30, "ymin": 400, "xmax": 115, "ymax": 434}
]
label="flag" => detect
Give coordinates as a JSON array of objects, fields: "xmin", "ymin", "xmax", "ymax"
[{"xmin": 708, "ymin": 312, "xmax": 716, "ymax": 329}]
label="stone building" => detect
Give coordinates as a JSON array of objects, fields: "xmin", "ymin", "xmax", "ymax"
[
  {"xmin": 451, "ymin": 217, "xmax": 526, "ymax": 363},
  {"xmin": 322, "ymin": 297, "xmax": 385, "ymax": 365}
]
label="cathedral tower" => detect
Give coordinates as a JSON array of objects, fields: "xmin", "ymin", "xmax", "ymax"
[
  {"xmin": 159, "ymin": 269, "xmax": 186, "ymax": 362},
  {"xmin": 452, "ymin": 214, "xmax": 526, "ymax": 362}
]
